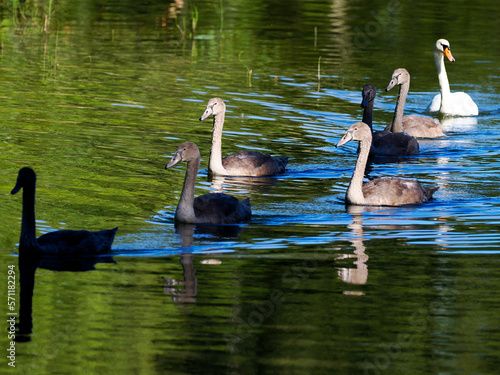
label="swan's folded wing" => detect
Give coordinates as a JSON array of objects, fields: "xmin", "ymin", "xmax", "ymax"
[
  {"xmin": 37, "ymin": 228, "xmax": 117, "ymax": 254},
  {"xmin": 427, "ymin": 94, "xmax": 441, "ymax": 113},
  {"xmin": 222, "ymin": 151, "xmax": 288, "ymax": 176},
  {"xmin": 363, "ymin": 177, "xmax": 437, "ymax": 206},
  {"xmin": 194, "ymin": 193, "xmax": 251, "ymax": 224},
  {"xmin": 402, "ymin": 115, "xmax": 445, "ymax": 138}
]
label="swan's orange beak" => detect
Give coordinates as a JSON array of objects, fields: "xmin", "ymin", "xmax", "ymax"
[{"xmin": 444, "ymin": 47, "xmax": 455, "ymax": 62}]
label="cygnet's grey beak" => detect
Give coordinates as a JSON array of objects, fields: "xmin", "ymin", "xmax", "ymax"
[
  {"xmin": 166, "ymin": 152, "xmax": 182, "ymax": 169},
  {"xmin": 199, "ymin": 107, "xmax": 212, "ymax": 121}
]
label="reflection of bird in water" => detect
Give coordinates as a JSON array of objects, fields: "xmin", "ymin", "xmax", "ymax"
[
  {"xmin": 164, "ymin": 224, "xmax": 197, "ymax": 303},
  {"xmin": 175, "ymin": 222, "xmax": 244, "ymax": 247},
  {"xmin": 209, "ymin": 173, "xmax": 281, "ymax": 195},
  {"xmin": 11, "ymin": 167, "xmax": 118, "ymax": 255},
  {"xmin": 17, "ymin": 251, "xmax": 115, "ymax": 341},
  {"xmin": 166, "ymin": 142, "xmax": 251, "ymax": 224},
  {"xmin": 336, "ymin": 206, "xmax": 369, "ymax": 288},
  {"xmin": 163, "ymin": 223, "xmax": 236, "ymax": 304},
  {"xmin": 163, "ymin": 253, "xmax": 198, "ymax": 304},
  {"xmin": 199, "ymin": 97, "xmax": 288, "ymax": 176},
  {"xmin": 440, "ymin": 116, "xmax": 477, "ymax": 132}
]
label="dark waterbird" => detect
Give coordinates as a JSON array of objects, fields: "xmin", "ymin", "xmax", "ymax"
[
  {"xmin": 360, "ymin": 83, "xmax": 419, "ymax": 156},
  {"xmin": 11, "ymin": 167, "xmax": 118, "ymax": 254},
  {"xmin": 166, "ymin": 142, "xmax": 251, "ymax": 224}
]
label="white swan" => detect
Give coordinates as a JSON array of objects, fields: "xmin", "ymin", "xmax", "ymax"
[
  {"xmin": 386, "ymin": 68, "xmax": 445, "ymax": 138},
  {"xmin": 166, "ymin": 142, "xmax": 251, "ymax": 224},
  {"xmin": 199, "ymin": 98, "xmax": 288, "ymax": 176},
  {"xmin": 336, "ymin": 122, "xmax": 438, "ymax": 206},
  {"xmin": 427, "ymin": 38, "xmax": 478, "ymax": 116}
]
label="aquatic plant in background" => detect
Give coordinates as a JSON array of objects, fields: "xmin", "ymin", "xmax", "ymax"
[
  {"xmin": 5, "ymin": 0, "xmax": 53, "ymax": 31},
  {"xmin": 238, "ymin": 51, "xmax": 253, "ymax": 87},
  {"xmin": 175, "ymin": 2, "xmax": 199, "ymax": 40}
]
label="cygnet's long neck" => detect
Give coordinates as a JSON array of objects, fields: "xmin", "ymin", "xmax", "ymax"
[
  {"xmin": 391, "ymin": 80, "xmax": 409, "ymax": 133},
  {"xmin": 362, "ymin": 98, "xmax": 374, "ymax": 130},
  {"xmin": 175, "ymin": 157, "xmax": 200, "ymax": 223},
  {"xmin": 19, "ymin": 183, "xmax": 39, "ymax": 251},
  {"xmin": 346, "ymin": 136, "xmax": 370, "ymax": 205},
  {"xmin": 435, "ymin": 50, "xmax": 451, "ymax": 98},
  {"xmin": 209, "ymin": 112, "xmax": 227, "ymax": 175}
]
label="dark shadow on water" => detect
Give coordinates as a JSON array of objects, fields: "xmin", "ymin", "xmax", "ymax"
[
  {"xmin": 175, "ymin": 222, "xmax": 244, "ymax": 248},
  {"xmin": 16, "ymin": 251, "xmax": 115, "ymax": 342}
]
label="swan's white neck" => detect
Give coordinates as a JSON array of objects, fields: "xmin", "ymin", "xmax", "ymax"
[
  {"xmin": 346, "ymin": 136, "xmax": 370, "ymax": 205},
  {"xmin": 391, "ymin": 80, "xmax": 408, "ymax": 133},
  {"xmin": 209, "ymin": 113, "xmax": 227, "ymax": 175},
  {"xmin": 175, "ymin": 157, "xmax": 200, "ymax": 223},
  {"xmin": 435, "ymin": 50, "xmax": 451, "ymax": 99}
]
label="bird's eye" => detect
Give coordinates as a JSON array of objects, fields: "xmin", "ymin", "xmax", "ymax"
[{"xmin": 213, "ymin": 102, "xmax": 218, "ymax": 106}]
